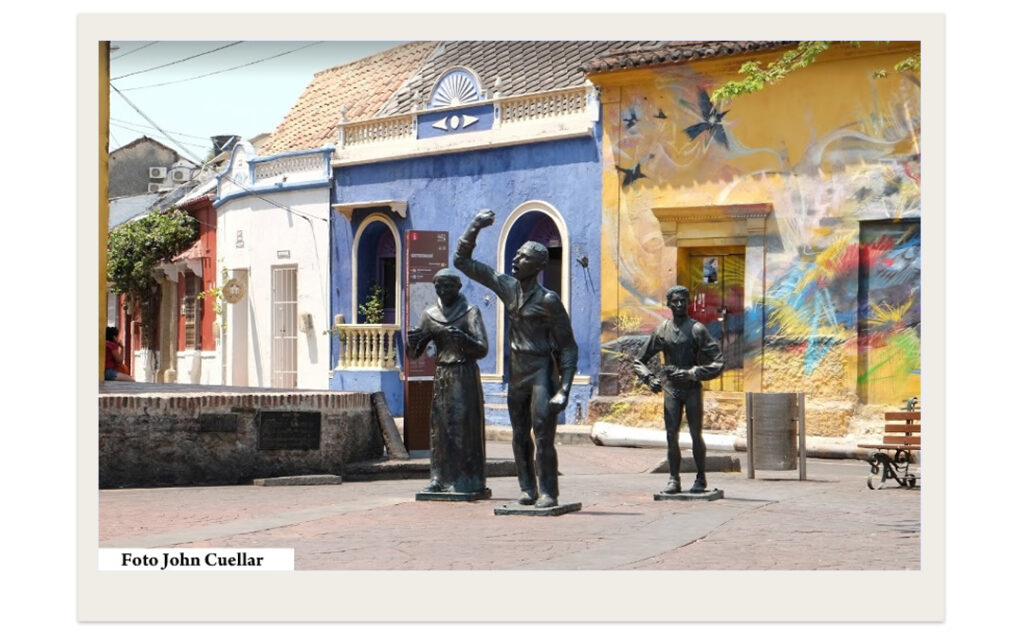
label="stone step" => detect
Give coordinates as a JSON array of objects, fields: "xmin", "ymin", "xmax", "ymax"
[
  {"xmin": 344, "ymin": 457, "xmax": 518, "ymax": 481},
  {"xmin": 252, "ymin": 475, "xmax": 344, "ymax": 486}
]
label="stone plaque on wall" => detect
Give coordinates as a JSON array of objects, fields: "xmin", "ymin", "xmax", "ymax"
[
  {"xmin": 258, "ymin": 411, "xmax": 322, "ymax": 450},
  {"xmin": 199, "ymin": 413, "xmax": 240, "ymax": 433}
]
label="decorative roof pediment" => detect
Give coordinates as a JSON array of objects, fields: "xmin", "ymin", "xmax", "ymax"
[
  {"xmin": 218, "ymin": 141, "xmax": 256, "ymax": 198},
  {"xmin": 428, "ymin": 68, "xmax": 483, "ymax": 108}
]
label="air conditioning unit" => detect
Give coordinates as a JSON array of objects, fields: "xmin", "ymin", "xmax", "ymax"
[
  {"xmin": 147, "ymin": 183, "xmax": 162, "ymax": 193},
  {"xmin": 149, "ymin": 167, "xmax": 167, "ymax": 179},
  {"xmin": 172, "ymin": 169, "xmax": 190, "ymax": 182}
]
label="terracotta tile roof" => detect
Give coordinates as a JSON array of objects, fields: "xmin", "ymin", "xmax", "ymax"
[
  {"xmin": 170, "ymin": 238, "xmax": 203, "ymax": 262},
  {"xmin": 260, "ymin": 41, "xmax": 436, "ymax": 155},
  {"xmin": 262, "ymin": 40, "xmax": 795, "ymax": 155},
  {"xmin": 377, "ymin": 41, "xmax": 647, "ymax": 116},
  {"xmin": 580, "ymin": 41, "xmax": 796, "ymax": 74}
]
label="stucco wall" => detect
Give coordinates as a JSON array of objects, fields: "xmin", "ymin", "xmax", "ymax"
[
  {"xmin": 217, "ymin": 185, "xmax": 332, "ymax": 389},
  {"xmin": 109, "ymin": 139, "xmax": 181, "ymax": 198},
  {"xmin": 331, "ymin": 136, "xmax": 604, "ymax": 422},
  {"xmin": 593, "ymin": 44, "xmax": 922, "ymax": 430}
]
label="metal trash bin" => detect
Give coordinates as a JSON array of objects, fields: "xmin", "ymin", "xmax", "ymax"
[{"xmin": 745, "ymin": 392, "xmax": 806, "ymax": 480}]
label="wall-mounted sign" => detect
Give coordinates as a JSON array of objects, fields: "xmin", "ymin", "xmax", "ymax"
[
  {"xmin": 404, "ymin": 230, "xmax": 449, "ymax": 452},
  {"xmin": 223, "ymin": 278, "xmax": 246, "ymax": 304},
  {"xmin": 404, "ymin": 230, "xmax": 449, "ymax": 379}
]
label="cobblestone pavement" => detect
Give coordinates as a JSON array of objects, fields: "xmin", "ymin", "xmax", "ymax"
[{"xmin": 98, "ymin": 442, "xmax": 920, "ymax": 571}]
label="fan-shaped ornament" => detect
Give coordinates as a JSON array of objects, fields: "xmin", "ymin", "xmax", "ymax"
[{"xmin": 429, "ymin": 70, "xmax": 481, "ymax": 108}]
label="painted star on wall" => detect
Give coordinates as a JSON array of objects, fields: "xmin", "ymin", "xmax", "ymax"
[
  {"xmin": 615, "ymin": 162, "xmax": 647, "ymax": 188},
  {"xmin": 684, "ymin": 89, "xmax": 729, "ymax": 149}
]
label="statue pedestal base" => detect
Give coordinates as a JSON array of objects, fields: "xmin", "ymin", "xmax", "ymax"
[
  {"xmin": 654, "ymin": 488, "xmax": 724, "ymax": 501},
  {"xmin": 416, "ymin": 488, "xmax": 492, "ymax": 502},
  {"xmin": 493, "ymin": 501, "xmax": 582, "ymax": 516}
]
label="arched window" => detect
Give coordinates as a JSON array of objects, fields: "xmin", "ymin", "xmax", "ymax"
[
  {"xmin": 351, "ymin": 215, "xmax": 401, "ymax": 326},
  {"xmin": 493, "ymin": 201, "xmax": 570, "ymax": 378}
]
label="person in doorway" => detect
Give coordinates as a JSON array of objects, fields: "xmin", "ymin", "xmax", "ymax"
[
  {"xmin": 454, "ymin": 209, "xmax": 578, "ymax": 509},
  {"xmin": 633, "ymin": 286, "xmax": 723, "ymax": 493},
  {"xmin": 104, "ymin": 326, "xmax": 134, "ymax": 381},
  {"xmin": 406, "ymin": 268, "xmax": 489, "ymax": 497}
]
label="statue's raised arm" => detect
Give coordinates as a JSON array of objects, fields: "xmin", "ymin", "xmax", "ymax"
[{"xmin": 451, "ymin": 208, "xmax": 579, "ymax": 511}]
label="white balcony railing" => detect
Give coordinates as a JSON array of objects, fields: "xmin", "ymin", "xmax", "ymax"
[
  {"xmin": 341, "ymin": 115, "xmax": 417, "ymax": 148},
  {"xmin": 252, "ymin": 153, "xmax": 325, "ymax": 184},
  {"xmin": 496, "ymin": 86, "xmax": 589, "ymax": 126},
  {"xmin": 335, "ymin": 324, "xmax": 401, "ymax": 370}
]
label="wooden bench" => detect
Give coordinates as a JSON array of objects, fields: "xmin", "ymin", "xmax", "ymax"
[{"xmin": 858, "ymin": 411, "xmax": 921, "ymax": 489}]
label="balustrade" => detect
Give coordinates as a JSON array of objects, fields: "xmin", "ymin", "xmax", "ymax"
[
  {"xmin": 252, "ymin": 154, "xmax": 324, "ymax": 182},
  {"xmin": 498, "ymin": 87, "xmax": 588, "ymax": 126},
  {"xmin": 336, "ymin": 87, "xmax": 589, "ymax": 150},
  {"xmin": 341, "ymin": 116, "xmax": 417, "ymax": 147},
  {"xmin": 335, "ymin": 324, "xmax": 401, "ymax": 370}
]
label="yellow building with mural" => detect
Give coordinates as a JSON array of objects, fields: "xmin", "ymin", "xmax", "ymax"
[{"xmin": 585, "ymin": 42, "xmax": 921, "ymax": 435}]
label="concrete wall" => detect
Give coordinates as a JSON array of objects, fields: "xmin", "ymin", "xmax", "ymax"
[
  {"xmin": 109, "ymin": 137, "xmax": 187, "ymax": 198},
  {"xmin": 331, "ymin": 135, "xmax": 604, "ymax": 423},
  {"xmin": 98, "ymin": 390, "xmax": 382, "ymax": 488}
]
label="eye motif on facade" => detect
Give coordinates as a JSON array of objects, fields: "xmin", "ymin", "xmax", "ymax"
[
  {"xmin": 431, "ymin": 113, "xmax": 480, "ymax": 132},
  {"xmin": 428, "ymin": 70, "xmax": 483, "ymax": 133}
]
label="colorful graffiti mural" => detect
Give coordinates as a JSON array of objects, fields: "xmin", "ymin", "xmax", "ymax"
[{"xmin": 595, "ymin": 44, "xmax": 921, "ymax": 406}]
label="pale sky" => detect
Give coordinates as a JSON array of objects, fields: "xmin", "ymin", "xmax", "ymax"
[{"xmin": 108, "ymin": 40, "xmax": 401, "ymax": 162}]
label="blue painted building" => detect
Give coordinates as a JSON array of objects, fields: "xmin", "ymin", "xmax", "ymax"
[{"xmin": 326, "ymin": 41, "xmax": 639, "ymax": 422}]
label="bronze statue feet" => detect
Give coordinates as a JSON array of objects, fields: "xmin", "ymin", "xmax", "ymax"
[
  {"xmin": 535, "ymin": 494, "xmax": 557, "ymax": 509},
  {"xmin": 422, "ymin": 479, "xmax": 444, "ymax": 493},
  {"xmin": 518, "ymin": 491, "xmax": 537, "ymax": 505},
  {"xmin": 689, "ymin": 478, "xmax": 707, "ymax": 493},
  {"xmin": 662, "ymin": 477, "xmax": 681, "ymax": 494}
]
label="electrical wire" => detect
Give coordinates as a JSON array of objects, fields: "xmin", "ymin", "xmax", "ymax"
[
  {"xmin": 109, "ymin": 122, "xmax": 210, "ymax": 151},
  {"xmin": 110, "ymin": 117, "xmax": 213, "ymax": 141},
  {"xmin": 218, "ymin": 170, "xmax": 328, "ymax": 224},
  {"xmin": 119, "ymin": 42, "xmax": 324, "ymax": 92},
  {"xmin": 111, "ymin": 41, "xmax": 243, "ymax": 81},
  {"xmin": 110, "ymin": 83, "xmax": 206, "ymax": 165},
  {"xmin": 110, "ymin": 42, "xmax": 157, "ymax": 61},
  {"xmin": 111, "ymin": 83, "xmax": 325, "ymax": 226}
]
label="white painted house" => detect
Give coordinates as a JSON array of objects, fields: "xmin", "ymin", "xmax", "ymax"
[{"xmin": 215, "ymin": 141, "xmax": 334, "ymax": 389}]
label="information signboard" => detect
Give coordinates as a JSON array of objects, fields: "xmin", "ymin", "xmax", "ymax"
[{"xmin": 403, "ymin": 230, "xmax": 449, "ymax": 450}]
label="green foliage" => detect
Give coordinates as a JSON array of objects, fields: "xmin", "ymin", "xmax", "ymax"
[
  {"xmin": 711, "ymin": 41, "xmax": 831, "ymax": 103},
  {"xmin": 198, "ymin": 285, "xmax": 225, "ymax": 335},
  {"xmin": 712, "ymin": 42, "xmax": 921, "ymax": 103},
  {"xmin": 106, "ymin": 207, "xmax": 198, "ymax": 346},
  {"xmin": 874, "ymin": 54, "xmax": 922, "ymax": 79},
  {"xmin": 358, "ymin": 283, "xmax": 386, "ymax": 325}
]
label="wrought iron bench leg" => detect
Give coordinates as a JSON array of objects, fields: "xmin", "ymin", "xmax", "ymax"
[
  {"xmin": 867, "ymin": 453, "xmax": 891, "ymax": 489},
  {"xmin": 866, "ymin": 450, "xmax": 918, "ymax": 489}
]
